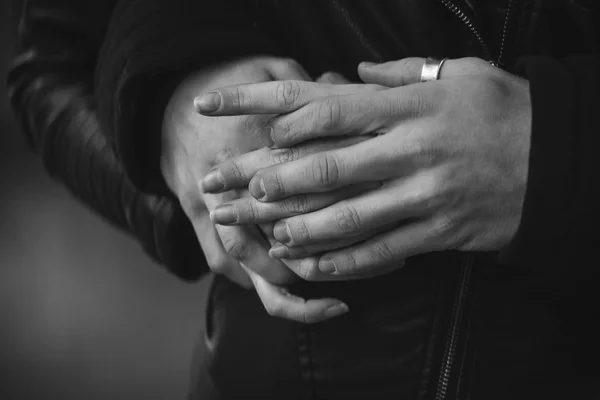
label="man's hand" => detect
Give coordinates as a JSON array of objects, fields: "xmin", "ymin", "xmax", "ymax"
[{"xmin": 197, "ymin": 57, "xmax": 531, "ymax": 279}]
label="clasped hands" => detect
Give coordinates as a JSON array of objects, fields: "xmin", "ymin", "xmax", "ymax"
[{"xmin": 193, "ymin": 57, "xmax": 531, "ymax": 324}]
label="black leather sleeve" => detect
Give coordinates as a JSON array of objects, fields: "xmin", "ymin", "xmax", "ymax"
[
  {"xmin": 94, "ymin": 0, "xmax": 278, "ymax": 193},
  {"xmin": 498, "ymin": 55, "xmax": 600, "ymax": 271},
  {"xmin": 6, "ymin": 0, "xmax": 207, "ymax": 280}
]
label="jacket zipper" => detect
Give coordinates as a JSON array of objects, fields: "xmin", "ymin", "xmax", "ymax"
[
  {"xmin": 440, "ymin": 0, "xmax": 517, "ymax": 67},
  {"xmin": 433, "ymin": 3, "xmax": 517, "ymax": 399},
  {"xmin": 496, "ymin": 0, "xmax": 516, "ymax": 68},
  {"xmin": 434, "ymin": 255, "xmax": 473, "ymax": 400}
]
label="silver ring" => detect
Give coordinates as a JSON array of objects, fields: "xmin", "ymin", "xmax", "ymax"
[{"xmin": 420, "ymin": 57, "xmax": 448, "ymax": 82}]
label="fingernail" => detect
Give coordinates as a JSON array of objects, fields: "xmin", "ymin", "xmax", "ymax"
[
  {"xmin": 194, "ymin": 92, "xmax": 221, "ymax": 113},
  {"xmin": 201, "ymin": 169, "xmax": 225, "ymax": 192},
  {"xmin": 253, "ymin": 178, "xmax": 266, "ymax": 200},
  {"xmin": 268, "ymin": 243, "xmax": 289, "ymax": 259},
  {"xmin": 273, "ymin": 221, "xmax": 292, "ymax": 244},
  {"xmin": 359, "ymin": 61, "xmax": 379, "ymax": 68},
  {"xmin": 319, "ymin": 257, "xmax": 337, "ymax": 274},
  {"xmin": 323, "ymin": 303, "xmax": 349, "ymax": 318},
  {"xmin": 210, "ymin": 205, "xmax": 237, "ymax": 224}
]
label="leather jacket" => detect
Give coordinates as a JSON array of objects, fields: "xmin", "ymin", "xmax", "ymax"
[
  {"xmin": 7, "ymin": 0, "xmax": 206, "ymax": 280},
  {"xmin": 7, "ymin": 1, "xmax": 600, "ymax": 399}
]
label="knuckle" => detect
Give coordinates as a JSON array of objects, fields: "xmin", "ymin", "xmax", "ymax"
[
  {"xmin": 226, "ymin": 160, "xmax": 245, "ymax": 183},
  {"xmin": 310, "ymin": 153, "xmax": 341, "ymax": 188},
  {"xmin": 396, "ymin": 138, "xmax": 435, "ymax": 168},
  {"xmin": 401, "ymin": 186, "xmax": 429, "ymax": 212},
  {"xmin": 231, "ymin": 86, "xmax": 248, "ymax": 110},
  {"xmin": 334, "ymin": 202, "xmax": 362, "ymax": 234},
  {"xmin": 269, "ymin": 147, "xmax": 298, "ymax": 165},
  {"xmin": 430, "ymin": 214, "xmax": 458, "ymax": 242},
  {"xmin": 269, "ymin": 169, "xmax": 287, "ymax": 198},
  {"xmin": 368, "ymin": 240, "xmax": 396, "ymax": 265},
  {"xmin": 221, "ymin": 237, "xmax": 249, "ymax": 261},
  {"xmin": 315, "ymin": 98, "xmax": 343, "ymax": 132},
  {"xmin": 464, "ymin": 57, "xmax": 488, "ymax": 68},
  {"xmin": 275, "ymin": 80, "xmax": 302, "ymax": 106},
  {"xmin": 283, "ymin": 195, "xmax": 312, "ymax": 214},
  {"xmin": 401, "ymin": 176, "xmax": 442, "ymax": 213},
  {"xmin": 408, "ymin": 90, "xmax": 431, "ymax": 116},
  {"xmin": 244, "ymin": 201, "xmax": 261, "ymax": 221},
  {"xmin": 338, "ymin": 252, "xmax": 359, "ymax": 273},
  {"xmin": 290, "ymin": 217, "xmax": 312, "ymax": 244},
  {"xmin": 408, "ymin": 57, "xmax": 426, "ymax": 73}
]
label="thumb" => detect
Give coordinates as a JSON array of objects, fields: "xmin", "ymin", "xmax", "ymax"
[{"xmin": 358, "ymin": 57, "xmax": 492, "ymax": 87}]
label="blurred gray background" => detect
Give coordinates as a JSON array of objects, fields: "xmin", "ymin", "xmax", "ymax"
[{"xmin": 0, "ymin": 1, "xmax": 210, "ymax": 399}]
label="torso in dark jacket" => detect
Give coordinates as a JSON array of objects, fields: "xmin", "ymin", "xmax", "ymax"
[
  {"xmin": 9, "ymin": 0, "xmax": 599, "ymax": 399},
  {"xmin": 191, "ymin": 1, "xmax": 599, "ymax": 399}
]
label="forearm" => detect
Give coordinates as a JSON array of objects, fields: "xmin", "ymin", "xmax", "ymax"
[{"xmin": 7, "ymin": 0, "xmax": 207, "ymax": 280}]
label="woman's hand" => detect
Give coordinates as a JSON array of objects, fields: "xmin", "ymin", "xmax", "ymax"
[
  {"xmin": 162, "ymin": 59, "xmax": 356, "ymax": 322},
  {"xmin": 197, "ymin": 57, "xmax": 532, "ymax": 278}
]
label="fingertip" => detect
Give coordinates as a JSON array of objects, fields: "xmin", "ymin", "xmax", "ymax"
[
  {"xmin": 268, "ymin": 243, "xmax": 289, "ymax": 259},
  {"xmin": 210, "ymin": 204, "xmax": 238, "ymax": 225},
  {"xmin": 249, "ymin": 176, "xmax": 267, "ymax": 201},
  {"xmin": 194, "ymin": 92, "xmax": 222, "ymax": 114},
  {"xmin": 201, "ymin": 169, "xmax": 225, "ymax": 193},
  {"xmin": 358, "ymin": 61, "xmax": 379, "ymax": 69},
  {"xmin": 299, "ymin": 298, "xmax": 349, "ymax": 324},
  {"xmin": 318, "ymin": 257, "xmax": 338, "ymax": 274},
  {"xmin": 323, "ymin": 302, "xmax": 349, "ymax": 318}
]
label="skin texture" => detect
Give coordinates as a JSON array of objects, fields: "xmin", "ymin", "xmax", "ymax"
[
  {"xmin": 198, "ymin": 57, "xmax": 532, "ymax": 279},
  {"xmin": 161, "ymin": 59, "xmax": 371, "ymax": 323}
]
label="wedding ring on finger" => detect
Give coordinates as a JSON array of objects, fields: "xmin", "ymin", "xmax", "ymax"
[{"xmin": 420, "ymin": 57, "xmax": 448, "ymax": 82}]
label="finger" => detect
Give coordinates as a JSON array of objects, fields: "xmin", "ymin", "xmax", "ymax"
[
  {"xmin": 240, "ymin": 263, "xmax": 349, "ymax": 324},
  {"xmin": 269, "ymin": 229, "xmax": 378, "ymax": 259},
  {"xmin": 194, "ymin": 80, "xmax": 385, "ymax": 116},
  {"xmin": 248, "ymin": 127, "xmax": 427, "ymax": 201},
  {"xmin": 263, "ymin": 233, "xmax": 397, "ymax": 282},
  {"xmin": 316, "ymin": 71, "xmax": 352, "ymax": 84},
  {"xmin": 187, "ymin": 203, "xmax": 253, "ymax": 289},
  {"xmin": 264, "ymin": 85, "xmax": 426, "ymax": 148},
  {"xmin": 281, "ymin": 256, "xmax": 402, "ymax": 282},
  {"xmin": 210, "ymin": 183, "xmax": 379, "ymax": 225},
  {"xmin": 270, "ymin": 173, "xmax": 438, "ymax": 246},
  {"xmin": 317, "ymin": 219, "xmax": 443, "ymax": 276},
  {"xmin": 204, "ymin": 193, "xmax": 295, "ymax": 285},
  {"xmin": 358, "ymin": 57, "xmax": 493, "ymax": 87},
  {"xmin": 201, "ymin": 136, "xmax": 368, "ymax": 193}
]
